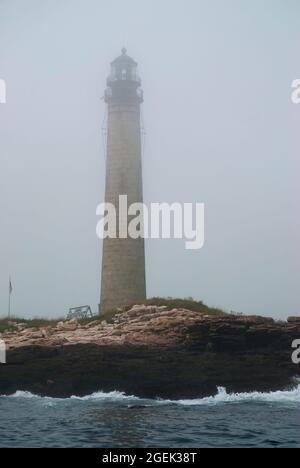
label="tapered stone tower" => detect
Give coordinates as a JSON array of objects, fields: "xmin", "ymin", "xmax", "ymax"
[{"xmin": 100, "ymin": 49, "xmax": 146, "ymax": 314}]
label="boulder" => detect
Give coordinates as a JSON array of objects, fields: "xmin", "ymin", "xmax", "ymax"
[
  {"xmin": 85, "ymin": 320, "xmax": 103, "ymax": 329},
  {"xmin": 56, "ymin": 320, "xmax": 78, "ymax": 331}
]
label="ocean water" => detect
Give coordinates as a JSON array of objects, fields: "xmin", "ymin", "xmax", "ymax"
[{"xmin": 0, "ymin": 384, "xmax": 300, "ymax": 448}]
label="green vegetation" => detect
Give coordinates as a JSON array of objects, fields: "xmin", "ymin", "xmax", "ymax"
[
  {"xmin": 142, "ymin": 297, "xmax": 227, "ymax": 316},
  {"xmin": 0, "ymin": 317, "xmax": 61, "ymax": 333},
  {"xmin": 0, "ymin": 316, "xmax": 108, "ymax": 333},
  {"xmin": 100, "ymin": 297, "xmax": 228, "ymax": 321},
  {"xmin": 0, "ymin": 297, "xmax": 227, "ymax": 333}
]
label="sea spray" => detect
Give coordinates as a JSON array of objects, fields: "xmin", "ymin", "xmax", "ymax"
[{"xmin": 2, "ymin": 382, "xmax": 300, "ymax": 406}]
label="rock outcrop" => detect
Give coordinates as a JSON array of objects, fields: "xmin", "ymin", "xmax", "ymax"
[{"xmin": 0, "ymin": 306, "xmax": 299, "ymax": 399}]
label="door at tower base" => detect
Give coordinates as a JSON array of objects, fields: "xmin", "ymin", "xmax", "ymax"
[{"xmin": 99, "ymin": 49, "xmax": 146, "ymax": 315}]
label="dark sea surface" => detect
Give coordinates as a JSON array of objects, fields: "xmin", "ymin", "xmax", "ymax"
[{"xmin": 0, "ymin": 384, "xmax": 299, "ymax": 448}]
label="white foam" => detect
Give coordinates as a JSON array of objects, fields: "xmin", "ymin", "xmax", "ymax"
[
  {"xmin": 8, "ymin": 390, "xmax": 40, "ymax": 399},
  {"xmin": 172, "ymin": 384, "xmax": 300, "ymax": 406},
  {"xmin": 1, "ymin": 383, "xmax": 300, "ymax": 406},
  {"xmin": 70, "ymin": 390, "xmax": 140, "ymax": 402},
  {"xmin": 0, "ymin": 389, "xmax": 142, "ymax": 404}
]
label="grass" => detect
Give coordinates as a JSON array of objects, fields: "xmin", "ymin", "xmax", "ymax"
[
  {"xmin": 0, "ymin": 315, "xmax": 107, "ymax": 333},
  {"xmin": 0, "ymin": 317, "xmax": 61, "ymax": 333},
  {"xmin": 100, "ymin": 297, "xmax": 227, "ymax": 322},
  {"xmin": 141, "ymin": 297, "xmax": 227, "ymax": 316},
  {"xmin": 0, "ymin": 297, "xmax": 227, "ymax": 333}
]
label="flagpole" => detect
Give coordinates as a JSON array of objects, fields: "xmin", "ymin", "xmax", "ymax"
[
  {"xmin": 8, "ymin": 290, "xmax": 10, "ymax": 319},
  {"xmin": 8, "ymin": 276, "xmax": 11, "ymax": 319}
]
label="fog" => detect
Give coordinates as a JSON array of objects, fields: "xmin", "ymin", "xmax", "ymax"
[{"xmin": 0, "ymin": 0, "xmax": 299, "ymax": 319}]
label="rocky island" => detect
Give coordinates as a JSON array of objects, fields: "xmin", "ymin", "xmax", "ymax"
[{"xmin": 0, "ymin": 302, "xmax": 299, "ymax": 399}]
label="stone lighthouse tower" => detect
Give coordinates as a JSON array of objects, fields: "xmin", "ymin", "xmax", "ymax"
[{"xmin": 100, "ymin": 49, "xmax": 146, "ymax": 314}]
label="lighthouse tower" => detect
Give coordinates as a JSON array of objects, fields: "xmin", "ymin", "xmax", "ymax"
[{"xmin": 100, "ymin": 49, "xmax": 146, "ymax": 314}]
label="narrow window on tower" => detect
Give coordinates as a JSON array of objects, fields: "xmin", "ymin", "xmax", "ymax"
[{"xmin": 122, "ymin": 69, "xmax": 126, "ymax": 80}]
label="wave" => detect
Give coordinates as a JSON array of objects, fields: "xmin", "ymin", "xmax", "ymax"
[
  {"xmin": 1, "ymin": 390, "xmax": 139, "ymax": 403},
  {"xmin": 173, "ymin": 384, "xmax": 300, "ymax": 406},
  {"xmin": 70, "ymin": 390, "xmax": 141, "ymax": 402},
  {"xmin": 1, "ymin": 383, "xmax": 300, "ymax": 406}
]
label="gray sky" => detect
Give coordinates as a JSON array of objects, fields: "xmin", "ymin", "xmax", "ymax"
[{"xmin": 0, "ymin": 0, "xmax": 299, "ymax": 319}]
